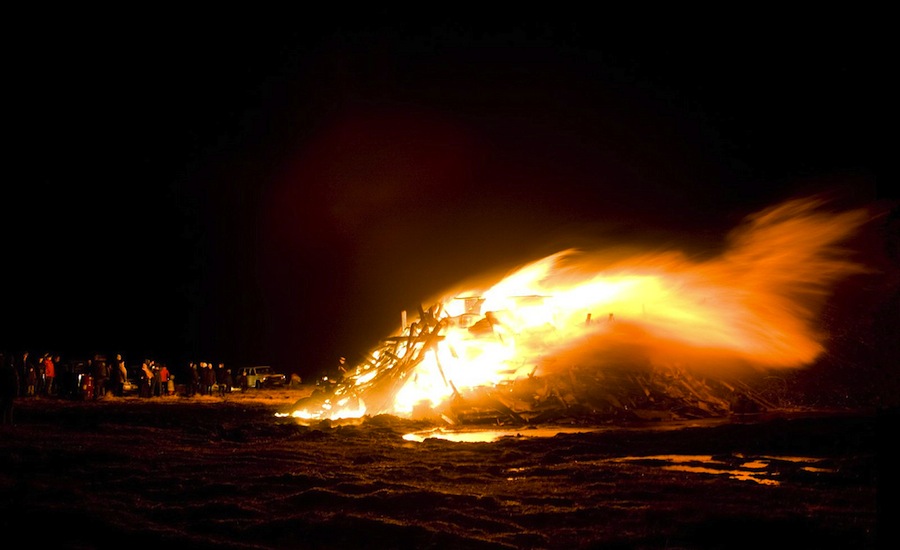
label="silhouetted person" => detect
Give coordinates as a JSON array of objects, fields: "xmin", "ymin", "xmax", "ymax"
[
  {"xmin": 216, "ymin": 363, "xmax": 229, "ymax": 396},
  {"xmin": 140, "ymin": 361, "xmax": 153, "ymax": 398},
  {"xmin": 36, "ymin": 354, "xmax": 47, "ymax": 395},
  {"xmin": 16, "ymin": 351, "xmax": 33, "ymax": 396},
  {"xmin": 188, "ymin": 362, "xmax": 200, "ymax": 397},
  {"xmin": 25, "ymin": 364, "xmax": 37, "ymax": 396},
  {"xmin": 151, "ymin": 363, "xmax": 161, "ymax": 397},
  {"xmin": 200, "ymin": 362, "xmax": 214, "ymax": 395},
  {"xmin": 80, "ymin": 368, "xmax": 93, "ymax": 401},
  {"xmin": 92, "ymin": 356, "xmax": 109, "ymax": 399},
  {"xmin": 111, "ymin": 354, "xmax": 127, "ymax": 396}
]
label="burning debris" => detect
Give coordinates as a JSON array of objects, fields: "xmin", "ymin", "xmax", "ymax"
[
  {"xmin": 286, "ymin": 197, "xmax": 873, "ymax": 426},
  {"xmin": 288, "ymin": 300, "xmax": 780, "ymax": 426}
]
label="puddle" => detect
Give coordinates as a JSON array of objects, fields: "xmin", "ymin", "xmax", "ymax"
[
  {"xmin": 599, "ymin": 454, "xmax": 837, "ymax": 486},
  {"xmin": 402, "ymin": 426, "xmax": 603, "ymax": 443},
  {"xmin": 402, "ymin": 418, "xmax": 732, "ymax": 443},
  {"xmin": 402, "ymin": 427, "xmax": 837, "ymax": 487}
]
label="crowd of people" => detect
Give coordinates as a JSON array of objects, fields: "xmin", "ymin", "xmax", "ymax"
[{"xmin": 0, "ymin": 351, "xmax": 252, "ymax": 425}]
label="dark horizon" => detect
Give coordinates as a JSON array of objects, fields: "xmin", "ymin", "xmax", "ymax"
[{"xmin": 3, "ymin": 13, "xmax": 885, "ymax": 380}]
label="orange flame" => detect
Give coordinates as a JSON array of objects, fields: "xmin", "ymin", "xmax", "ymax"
[{"xmin": 290, "ymin": 197, "xmax": 871, "ymax": 422}]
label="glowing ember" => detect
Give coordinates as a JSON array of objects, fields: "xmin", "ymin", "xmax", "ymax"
[{"xmin": 288, "ymin": 197, "xmax": 871, "ymax": 423}]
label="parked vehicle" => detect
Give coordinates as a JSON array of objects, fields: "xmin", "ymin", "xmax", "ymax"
[
  {"xmin": 122, "ymin": 377, "xmax": 139, "ymax": 395},
  {"xmin": 238, "ymin": 366, "xmax": 286, "ymax": 389}
]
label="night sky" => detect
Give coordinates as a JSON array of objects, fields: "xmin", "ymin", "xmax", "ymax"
[{"xmin": 4, "ymin": 10, "xmax": 882, "ymax": 379}]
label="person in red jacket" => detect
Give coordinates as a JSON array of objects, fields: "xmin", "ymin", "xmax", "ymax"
[
  {"xmin": 43, "ymin": 354, "xmax": 56, "ymax": 397},
  {"xmin": 158, "ymin": 364, "xmax": 170, "ymax": 397}
]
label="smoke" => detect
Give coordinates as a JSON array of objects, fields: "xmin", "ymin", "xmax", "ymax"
[{"xmin": 489, "ymin": 197, "xmax": 874, "ymax": 376}]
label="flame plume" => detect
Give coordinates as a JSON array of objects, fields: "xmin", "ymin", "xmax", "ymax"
[{"xmin": 288, "ymin": 197, "xmax": 871, "ymax": 423}]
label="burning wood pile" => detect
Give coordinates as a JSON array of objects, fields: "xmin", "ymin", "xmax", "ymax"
[
  {"xmin": 289, "ymin": 300, "xmax": 781, "ymax": 426},
  {"xmin": 287, "ymin": 198, "xmax": 868, "ymax": 426}
]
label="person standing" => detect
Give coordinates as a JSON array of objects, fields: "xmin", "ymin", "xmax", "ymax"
[
  {"xmin": 200, "ymin": 362, "xmax": 214, "ymax": 395},
  {"xmin": 166, "ymin": 365, "xmax": 175, "ymax": 396},
  {"xmin": 158, "ymin": 363, "xmax": 170, "ymax": 397},
  {"xmin": 239, "ymin": 368, "xmax": 249, "ymax": 391},
  {"xmin": 36, "ymin": 354, "xmax": 47, "ymax": 396},
  {"xmin": 188, "ymin": 361, "xmax": 199, "ymax": 397},
  {"xmin": 16, "ymin": 351, "xmax": 33, "ymax": 397},
  {"xmin": 216, "ymin": 362, "xmax": 228, "ymax": 396},
  {"xmin": 42, "ymin": 354, "xmax": 56, "ymax": 396},
  {"xmin": 150, "ymin": 362, "xmax": 161, "ymax": 397},
  {"xmin": 92, "ymin": 355, "xmax": 109, "ymax": 399},
  {"xmin": 140, "ymin": 361, "xmax": 153, "ymax": 398},
  {"xmin": 25, "ymin": 363, "xmax": 37, "ymax": 396},
  {"xmin": 222, "ymin": 366, "xmax": 233, "ymax": 395},
  {"xmin": 113, "ymin": 354, "xmax": 127, "ymax": 396}
]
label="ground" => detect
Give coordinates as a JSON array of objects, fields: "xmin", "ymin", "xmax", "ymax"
[{"xmin": 0, "ymin": 387, "xmax": 888, "ymax": 549}]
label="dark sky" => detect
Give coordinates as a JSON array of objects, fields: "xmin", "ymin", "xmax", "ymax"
[{"xmin": 4, "ymin": 10, "xmax": 882, "ymax": 378}]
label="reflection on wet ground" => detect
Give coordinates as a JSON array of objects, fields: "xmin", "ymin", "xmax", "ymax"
[
  {"xmin": 403, "ymin": 420, "xmax": 843, "ymax": 487},
  {"xmin": 402, "ymin": 418, "xmax": 732, "ymax": 443},
  {"xmin": 402, "ymin": 426, "xmax": 604, "ymax": 443},
  {"xmin": 605, "ymin": 454, "xmax": 834, "ymax": 486}
]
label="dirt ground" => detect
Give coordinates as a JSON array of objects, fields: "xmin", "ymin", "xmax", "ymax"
[{"xmin": 0, "ymin": 387, "xmax": 889, "ymax": 549}]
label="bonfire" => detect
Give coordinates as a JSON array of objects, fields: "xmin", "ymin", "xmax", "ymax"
[{"xmin": 286, "ymin": 197, "xmax": 872, "ymax": 426}]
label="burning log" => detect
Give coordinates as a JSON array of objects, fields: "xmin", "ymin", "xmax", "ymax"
[
  {"xmin": 291, "ymin": 300, "xmax": 779, "ymax": 424},
  {"xmin": 727, "ymin": 378, "xmax": 780, "ymax": 413}
]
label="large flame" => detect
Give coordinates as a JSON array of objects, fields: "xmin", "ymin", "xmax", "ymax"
[{"xmin": 289, "ymin": 197, "xmax": 871, "ymax": 422}]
